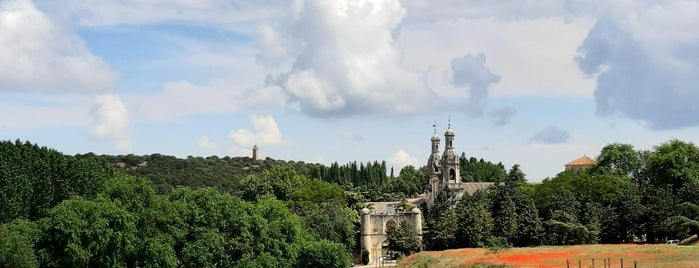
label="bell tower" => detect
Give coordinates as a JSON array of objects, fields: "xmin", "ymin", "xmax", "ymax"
[
  {"xmin": 441, "ymin": 118, "xmax": 460, "ymax": 183},
  {"xmin": 427, "ymin": 121, "xmax": 441, "ymax": 177}
]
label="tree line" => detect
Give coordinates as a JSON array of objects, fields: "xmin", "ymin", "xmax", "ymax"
[
  {"xmin": 417, "ymin": 140, "xmax": 699, "ymax": 255},
  {"xmin": 1, "ymin": 141, "xmax": 354, "ymax": 267}
]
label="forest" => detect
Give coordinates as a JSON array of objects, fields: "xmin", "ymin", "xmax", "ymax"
[{"xmin": 1, "ymin": 139, "xmax": 699, "ymax": 267}]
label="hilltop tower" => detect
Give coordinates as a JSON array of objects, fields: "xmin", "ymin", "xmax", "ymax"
[{"xmin": 252, "ymin": 145, "xmax": 258, "ymax": 160}]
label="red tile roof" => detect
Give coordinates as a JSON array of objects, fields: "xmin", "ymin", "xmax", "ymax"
[{"xmin": 565, "ymin": 155, "xmax": 597, "ymax": 166}]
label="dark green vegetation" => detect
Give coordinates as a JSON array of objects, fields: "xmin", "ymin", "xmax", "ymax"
[
  {"xmin": 2, "ymin": 139, "xmax": 699, "ymax": 267},
  {"xmin": 0, "ymin": 140, "xmax": 352, "ymax": 267},
  {"xmin": 424, "ymin": 140, "xmax": 699, "ymax": 252}
]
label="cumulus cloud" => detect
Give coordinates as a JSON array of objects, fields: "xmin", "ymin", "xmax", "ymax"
[
  {"xmin": 530, "ymin": 126, "xmax": 570, "ymax": 144},
  {"xmin": 0, "ymin": 0, "xmax": 116, "ymax": 92},
  {"xmin": 575, "ymin": 1, "xmax": 699, "ymax": 130},
  {"xmin": 389, "ymin": 149, "xmax": 419, "ymax": 171},
  {"xmin": 263, "ymin": 0, "xmax": 443, "ymax": 117},
  {"xmin": 450, "ymin": 53, "xmax": 501, "ymax": 116},
  {"xmin": 197, "ymin": 136, "xmax": 218, "ymax": 150},
  {"xmin": 90, "ymin": 94, "xmax": 131, "ymax": 151},
  {"xmin": 229, "ymin": 114, "xmax": 288, "ymax": 156},
  {"xmin": 489, "ymin": 106, "xmax": 517, "ymax": 126}
]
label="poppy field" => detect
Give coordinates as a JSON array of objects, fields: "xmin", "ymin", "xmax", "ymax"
[{"xmin": 397, "ymin": 244, "xmax": 699, "ymax": 268}]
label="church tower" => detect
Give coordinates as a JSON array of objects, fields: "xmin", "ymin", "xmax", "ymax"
[
  {"xmin": 427, "ymin": 122, "xmax": 441, "ymax": 177},
  {"xmin": 441, "ymin": 120, "xmax": 460, "ymax": 183}
]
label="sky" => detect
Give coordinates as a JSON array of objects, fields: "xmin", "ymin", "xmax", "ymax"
[{"xmin": 2, "ymin": 0, "xmax": 699, "ymax": 182}]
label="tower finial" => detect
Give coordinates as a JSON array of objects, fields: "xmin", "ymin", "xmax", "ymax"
[
  {"xmin": 448, "ymin": 114, "xmax": 451, "ymax": 128},
  {"xmin": 433, "ymin": 120, "xmax": 437, "ymax": 134}
]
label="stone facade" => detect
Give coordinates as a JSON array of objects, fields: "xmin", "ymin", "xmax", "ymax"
[
  {"xmin": 426, "ymin": 123, "xmax": 468, "ymax": 208},
  {"xmin": 359, "ymin": 203, "xmax": 422, "ymax": 264}
]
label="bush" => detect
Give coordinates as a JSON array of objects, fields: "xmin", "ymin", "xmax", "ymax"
[{"xmin": 296, "ymin": 240, "xmax": 350, "ymax": 268}]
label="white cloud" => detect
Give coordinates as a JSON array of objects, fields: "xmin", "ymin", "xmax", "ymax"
[
  {"xmin": 397, "ymin": 16, "xmax": 595, "ymax": 98},
  {"xmin": 0, "ymin": 0, "xmax": 116, "ymax": 92},
  {"xmin": 450, "ymin": 53, "xmax": 501, "ymax": 116},
  {"xmin": 575, "ymin": 1, "xmax": 699, "ymax": 130},
  {"xmin": 229, "ymin": 114, "xmax": 288, "ymax": 156},
  {"xmin": 389, "ymin": 149, "xmax": 419, "ymax": 171},
  {"xmin": 90, "ymin": 94, "xmax": 131, "ymax": 151},
  {"xmin": 264, "ymin": 0, "xmax": 444, "ymax": 117},
  {"xmin": 197, "ymin": 136, "xmax": 218, "ymax": 150}
]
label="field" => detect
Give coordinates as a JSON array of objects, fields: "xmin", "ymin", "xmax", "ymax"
[{"xmin": 397, "ymin": 244, "xmax": 699, "ymax": 268}]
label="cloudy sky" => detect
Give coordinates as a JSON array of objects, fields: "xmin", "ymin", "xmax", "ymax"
[{"xmin": 2, "ymin": 0, "xmax": 699, "ymax": 181}]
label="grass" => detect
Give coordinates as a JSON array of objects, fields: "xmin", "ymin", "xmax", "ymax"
[{"xmin": 397, "ymin": 244, "xmax": 699, "ymax": 268}]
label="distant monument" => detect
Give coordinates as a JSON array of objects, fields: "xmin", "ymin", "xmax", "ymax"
[{"xmin": 252, "ymin": 145, "xmax": 258, "ymax": 160}]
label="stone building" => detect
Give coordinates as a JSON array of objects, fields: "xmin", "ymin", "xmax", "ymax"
[
  {"xmin": 564, "ymin": 155, "xmax": 597, "ymax": 172},
  {"xmin": 425, "ymin": 122, "xmax": 492, "ymax": 208},
  {"xmin": 359, "ymin": 202, "xmax": 422, "ymax": 265},
  {"xmin": 358, "ymin": 121, "xmax": 494, "ymax": 263}
]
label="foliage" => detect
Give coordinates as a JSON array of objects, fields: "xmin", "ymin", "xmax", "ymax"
[
  {"xmin": 664, "ymin": 202, "xmax": 699, "ymax": 239},
  {"xmin": 295, "ymin": 240, "xmax": 350, "ymax": 268},
  {"xmin": 459, "ymin": 154, "xmax": 507, "ymax": 182},
  {"xmin": 595, "ymin": 143, "xmax": 641, "ymax": 177},
  {"xmin": 385, "ymin": 220, "xmax": 421, "ymax": 256},
  {"xmin": 0, "ymin": 219, "xmax": 39, "ymax": 268},
  {"xmin": 37, "ymin": 197, "xmax": 137, "ymax": 268},
  {"xmin": 455, "ymin": 191, "xmax": 493, "ymax": 248},
  {"xmin": 646, "ymin": 139, "xmax": 699, "ymax": 192},
  {"xmin": 0, "ymin": 140, "xmax": 116, "ymax": 223}
]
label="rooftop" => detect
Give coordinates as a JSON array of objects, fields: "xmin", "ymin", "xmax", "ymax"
[{"xmin": 565, "ymin": 155, "xmax": 597, "ymax": 167}]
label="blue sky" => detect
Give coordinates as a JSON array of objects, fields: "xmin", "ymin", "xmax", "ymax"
[{"xmin": 2, "ymin": 0, "xmax": 699, "ymax": 181}]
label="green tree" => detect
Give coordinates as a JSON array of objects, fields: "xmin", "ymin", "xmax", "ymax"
[
  {"xmin": 0, "ymin": 219, "xmax": 39, "ymax": 268},
  {"xmin": 595, "ymin": 143, "xmax": 640, "ymax": 177},
  {"xmin": 241, "ymin": 165, "xmax": 306, "ymax": 201},
  {"xmin": 455, "ymin": 191, "xmax": 493, "ymax": 247},
  {"xmin": 295, "ymin": 240, "xmax": 350, "ymax": 268},
  {"xmin": 646, "ymin": 139, "xmax": 699, "ymax": 192},
  {"xmin": 385, "ymin": 220, "xmax": 421, "ymax": 256},
  {"xmin": 664, "ymin": 202, "xmax": 699, "ymax": 239},
  {"xmin": 37, "ymin": 198, "xmax": 137, "ymax": 268},
  {"xmin": 426, "ymin": 186, "xmax": 457, "ymax": 250}
]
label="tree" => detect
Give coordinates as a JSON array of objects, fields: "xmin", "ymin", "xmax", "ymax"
[
  {"xmin": 492, "ymin": 186, "xmax": 518, "ymax": 243},
  {"xmin": 664, "ymin": 202, "xmax": 699, "ymax": 240},
  {"xmin": 646, "ymin": 140, "xmax": 699, "ymax": 193},
  {"xmin": 512, "ymin": 189, "xmax": 543, "ymax": 247},
  {"xmin": 295, "ymin": 240, "xmax": 350, "ymax": 268},
  {"xmin": 0, "ymin": 219, "xmax": 39, "ymax": 268},
  {"xmin": 37, "ymin": 198, "xmax": 137, "ymax": 268},
  {"xmin": 240, "ymin": 165, "xmax": 307, "ymax": 201},
  {"xmin": 385, "ymin": 220, "xmax": 421, "ymax": 256},
  {"xmin": 426, "ymin": 186, "xmax": 457, "ymax": 250},
  {"xmin": 599, "ymin": 188, "xmax": 644, "ymax": 243},
  {"xmin": 596, "ymin": 143, "xmax": 640, "ymax": 177},
  {"xmin": 455, "ymin": 191, "xmax": 493, "ymax": 248}
]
